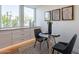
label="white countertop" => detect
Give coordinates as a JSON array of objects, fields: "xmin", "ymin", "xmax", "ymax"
[{"xmin": 0, "ymin": 26, "xmax": 40, "ymax": 31}]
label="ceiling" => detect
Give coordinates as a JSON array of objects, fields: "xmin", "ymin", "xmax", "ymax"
[{"xmin": 25, "ymin": 5, "xmax": 70, "ymax": 11}]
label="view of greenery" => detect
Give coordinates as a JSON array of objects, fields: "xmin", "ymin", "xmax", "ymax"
[
  {"xmin": 1, "ymin": 13, "xmax": 34, "ymax": 28},
  {"xmin": 24, "ymin": 6, "xmax": 35, "ymax": 27},
  {"xmin": 1, "ymin": 6, "xmax": 35, "ymax": 28},
  {"xmin": 2, "ymin": 15, "xmax": 10, "ymax": 27},
  {"xmin": 1, "ymin": 14, "xmax": 19, "ymax": 28},
  {"xmin": 11, "ymin": 16, "xmax": 19, "ymax": 27},
  {"xmin": 24, "ymin": 15, "xmax": 35, "ymax": 27}
]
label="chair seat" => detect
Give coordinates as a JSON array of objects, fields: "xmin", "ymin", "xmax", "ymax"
[
  {"xmin": 37, "ymin": 37, "xmax": 47, "ymax": 42},
  {"xmin": 59, "ymin": 42, "xmax": 68, "ymax": 45},
  {"xmin": 51, "ymin": 35, "xmax": 60, "ymax": 37},
  {"xmin": 52, "ymin": 42, "xmax": 68, "ymax": 52}
]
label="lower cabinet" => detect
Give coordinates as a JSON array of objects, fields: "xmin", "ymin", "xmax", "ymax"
[
  {"xmin": 0, "ymin": 27, "xmax": 38, "ymax": 50},
  {"xmin": 12, "ymin": 29, "xmax": 24, "ymax": 44},
  {"xmin": 0, "ymin": 30, "xmax": 12, "ymax": 48},
  {"xmin": 23, "ymin": 29, "xmax": 30, "ymax": 40},
  {"xmin": 29, "ymin": 28, "xmax": 35, "ymax": 39}
]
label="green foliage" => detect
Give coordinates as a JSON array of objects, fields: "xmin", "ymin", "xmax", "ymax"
[
  {"xmin": 2, "ymin": 15, "xmax": 19, "ymax": 27},
  {"xmin": 12, "ymin": 16, "xmax": 19, "ymax": 27},
  {"xmin": 24, "ymin": 15, "xmax": 34, "ymax": 27},
  {"xmin": 2, "ymin": 15, "xmax": 10, "ymax": 27},
  {"xmin": 1, "ymin": 14, "xmax": 35, "ymax": 28}
]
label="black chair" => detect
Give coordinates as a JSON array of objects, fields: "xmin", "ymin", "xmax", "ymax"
[
  {"xmin": 52, "ymin": 34, "xmax": 77, "ymax": 54},
  {"xmin": 34, "ymin": 29, "xmax": 49, "ymax": 49}
]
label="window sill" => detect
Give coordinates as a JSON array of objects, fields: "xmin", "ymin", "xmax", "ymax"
[{"xmin": 0, "ymin": 26, "xmax": 40, "ymax": 31}]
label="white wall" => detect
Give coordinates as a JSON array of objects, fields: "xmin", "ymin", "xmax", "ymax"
[
  {"xmin": 36, "ymin": 9, "xmax": 48, "ymax": 33},
  {"xmin": 36, "ymin": 5, "xmax": 79, "ymax": 53}
]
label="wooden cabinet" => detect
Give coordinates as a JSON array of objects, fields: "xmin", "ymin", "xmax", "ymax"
[
  {"xmin": 23, "ymin": 28, "xmax": 30, "ymax": 40},
  {"xmin": 0, "ymin": 31, "xmax": 12, "ymax": 48},
  {"xmin": 29, "ymin": 28, "xmax": 35, "ymax": 39},
  {"xmin": 12, "ymin": 29, "xmax": 24, "ymax": 44},
  {"xmin": 21, "ymin": 28, "xmax": 35, "ymax": 41},
  {"xmin": 0, "ymin": 27, "xmax": 39, "ymax": 51}
]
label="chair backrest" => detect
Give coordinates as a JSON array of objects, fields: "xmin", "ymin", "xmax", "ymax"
[
  {"xmin": 64, "ymin": 34, "xmax": 77, "ymax": 54},
  {"xmin": 34, "ymin": 29, "xmax": 42, "ymax": 38}
]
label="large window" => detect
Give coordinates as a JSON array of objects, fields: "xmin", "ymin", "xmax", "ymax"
[
  {"xmin": 24, "ymin": 7, "xmax": 35, "ymax": 27},
  {"xmin": 1, "ymin": 5, "xmax": 19, "ymax": 28},
  {"xmin": 0, "ymin": 5, "xmax": 36, "ymax": 28}
]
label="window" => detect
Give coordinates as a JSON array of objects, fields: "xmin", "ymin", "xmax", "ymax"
[
  {"xmin": 1, "ymin": 5, "xmax": 19, "ymax": 28},
  {"xmin": 24, "ymin": 7, "xmax": 35, "ymax": 27},
  {"xmin": 0, "ymin": 5, "xmax": 36, "ymax": 28}
]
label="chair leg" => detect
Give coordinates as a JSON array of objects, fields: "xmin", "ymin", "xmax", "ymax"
[
  {"xmin": 46, "ymin": 40, "xmax": 49, "ymax": 49},
  {"xmin": 53, "ymin": 37, "xmax": 56, "ymax": 44},
  {"xmin": 40, "ymin": 42, "xmax": 42, "ymax": 50},
  {"xmin": 52, "ymin": 49, "xmax": 54, "ymax": 54},
  {"xmin": 34, "ymin": 40, "xmax": 37, "ymax": 48}
]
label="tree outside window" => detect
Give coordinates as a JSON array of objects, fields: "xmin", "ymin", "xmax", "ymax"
[{"xmin": 1, "ymin": 5, "xmax": 19, "ymax": 28}]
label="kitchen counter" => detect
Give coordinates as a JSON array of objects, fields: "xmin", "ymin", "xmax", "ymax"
[{"xmin": 0, "ymin": 26, "xmax": 40, "ymax": 31}]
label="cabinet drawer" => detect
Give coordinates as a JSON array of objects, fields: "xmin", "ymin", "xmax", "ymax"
[
  {"xmin": 0, "ymin": 31, "xmax": 12, "ymax": 48},
  {"xmin": 12, "ymin": 30, "xmax": 24, "ymax": 39},
  {"xmin": 12, "ymin": 30, "xmax": 24, "ymax": 44},
  {"xmin": 23, "ymin": 29, "xmax": 30, "ymax": 40},
  {"xmin": 0, "ymin": 41, "xmax": 12, "ymax": 48},
  {"xmin": 29, "ymin": 29, "xmax": 35, "ymax": 39}
]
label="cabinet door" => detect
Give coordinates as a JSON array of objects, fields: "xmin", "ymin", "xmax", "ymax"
[
  {"xmin": 12, "ymin": 29, "xmax": 24, "ymax": 44},
  {"xmin": 23, "ymin": 29, "xmax": 30, "ymax": 40},
  {"xmin": 29, "ymin": 28, "xmax": 35, "ymax": 39},
  {"xmin": 0, "ymin": 31, "xmax": 12, "ymax": 48}
]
